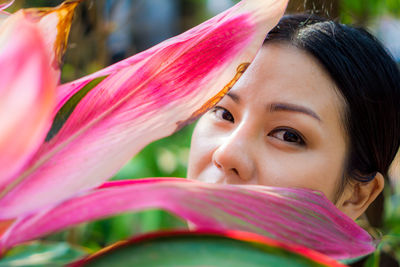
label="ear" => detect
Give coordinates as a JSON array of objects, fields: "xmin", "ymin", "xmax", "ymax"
[{"xmin": 336, "ymin": 173, "xmax": 384, "ymax": 220}]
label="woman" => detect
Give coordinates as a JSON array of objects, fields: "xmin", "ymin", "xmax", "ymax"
[{"xmin": 187, "ymin": 14, "xmax": 400, "ymax": 221}]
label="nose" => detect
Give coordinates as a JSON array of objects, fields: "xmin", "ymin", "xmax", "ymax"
[{"xmin": 212, "ymin": 126, "xmax": 256, "ymax": 183}]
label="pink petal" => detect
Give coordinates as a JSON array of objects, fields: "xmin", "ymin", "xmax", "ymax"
[
  {"xmin": 0, "ymin": 179, "xmax": 374, "ymax": 260},
  {"xmin": 13, "ymin": 0, "xmax": 81, "ymax": 78},
  {"xmin": 0, "ymin": 14, "xmax": 56, "ymax": 193},
  {"xmin": 0, "ymin": 0, "xmax": 289, "ymax": 218}
]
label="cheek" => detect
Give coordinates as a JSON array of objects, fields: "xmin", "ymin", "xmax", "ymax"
[
  {"xmin": 187, "ymin": 118, "xmax": 215, "ymax": 179},
  {"xmin": 311, "ymin": 152, "xmax": 347, "ymax": 201},
  {"xmin": 257, "ymin": 150, "xmax": 345, "ymax": 201}
]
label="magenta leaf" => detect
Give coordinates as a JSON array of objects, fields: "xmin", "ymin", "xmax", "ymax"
[
  {"xmin": 0, "ymin": 0, "xmax": 289, "ymax": 219},
  {"xmin": 21, "ymin": 0, "xmax": 82, "ymax": 76},
  {"xmin": 0, "ymin": 0, "xmax": 82, "ymax": 197},
  {"xmin": 0, "ymin": 13, "xmax": 56, "ymax": 194},
  {"xmin": 0, "ymin": 178, "xmax": 374, "ymax": 260}
]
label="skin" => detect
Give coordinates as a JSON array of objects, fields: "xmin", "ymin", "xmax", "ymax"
[{"xmin": 187, "ymin": 43, "xmax": 383, "ymax": 219}]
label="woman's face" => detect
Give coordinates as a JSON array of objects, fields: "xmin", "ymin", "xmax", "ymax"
[{"xmin": 187, "ymin": 43, "xmax": 348, "ymax": 202}]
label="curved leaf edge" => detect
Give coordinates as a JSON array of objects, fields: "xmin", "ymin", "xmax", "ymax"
[
  {"xmin": 0, "ymin": 179, "xmax": 375, "ymax": 256},
  {"xmin": 70, "ymin": 229, "xmax": 347, "ymax": 267}
]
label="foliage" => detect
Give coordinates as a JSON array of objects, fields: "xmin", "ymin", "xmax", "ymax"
[
  {"xmin": 73, "ymin": 231, "xmax": 346, "ymax": 267},
  {"xmin": 1, "ymin": 0, "xmax": 400, "ymax": 266},
  {"xmin": 0, "ymin": 241, "xmax": 87, "ymax": 267},
  {"xmin": 341, "ymin": 0, "xmax": 400, "ymax": 24},
  {"xmin": 44, "ymin": 125, "xmax": 194, "ymax": 251}
]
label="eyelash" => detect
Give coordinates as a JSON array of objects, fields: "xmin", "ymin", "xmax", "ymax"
[
  {"xmin": 268, "ymin": 128, "xmax": 306, "ymax": 146},
  {"xmin": 212, "ymin": 106, "xmax": 234, "ymax": 123},
  {"xmin": 211, "ymin": 106, "xmax": 306, "ymax": 146}
]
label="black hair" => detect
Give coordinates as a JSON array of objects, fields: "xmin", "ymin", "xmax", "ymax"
[{"xmin": 264, "ymin": 15, "xmax": 400, "ymax": 195}]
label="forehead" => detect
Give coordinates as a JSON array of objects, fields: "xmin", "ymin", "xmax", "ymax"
[{"xmin": 230, "ymin": 43, "xmax": 346, "ymax": 123}]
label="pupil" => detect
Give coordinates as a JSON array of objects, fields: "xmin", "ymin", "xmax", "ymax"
[
  {"xmin": 222, "ymin": 111, "xmax": 233, "ymax": 121},
  {"xmin": 283, "ymin": 131, "xmax": 298, "ymax": 142}
]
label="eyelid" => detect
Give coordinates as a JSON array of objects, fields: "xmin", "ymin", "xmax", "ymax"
[
  {"xmin": 268, "ymin": 127, "xmax": 306, "ymax": 146},
  {"xmin": 211, "ymin": 105, "xmax": 225, "ymax": 114},
  {"xmin": 212, "ymin": 106, "xmax": 224, "ymax": 111},
  {"xmin": 211, "ymin": 106, "xmax": 234, "ymax": 123}
]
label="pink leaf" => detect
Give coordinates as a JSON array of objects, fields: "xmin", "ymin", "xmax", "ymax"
[
  {"xmin": 0, "ymin": 1, "xmax": 80, "ymax": 192},
  {"xmin": 0, "ymin": 0, "xmax": 289, "ymax": 218},
  {"xmin": 0, "ymin": 1, "xmax": 81, "ymax": 80},
  {"xmin": 19, "ymin": 0, "xmax": 81, "ymax": 78},
  {"xmin": 0, "ymin": 15, "xmax": 56, "ymax": 193},
  {"xmin": 0, "ymin": 178, "xmax": 374, "ymax": 260}
]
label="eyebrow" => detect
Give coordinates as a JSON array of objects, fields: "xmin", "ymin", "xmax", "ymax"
[
  {"xmin": 269, "ymin": 102, "xmax": 321, "ymax": 122},
  {"xmin": 226, "ymin": 92, "xmax": 240, "ymax": 103},
  {"xmin": 226, "ymin": 92, "xmax": 321, "ymax": 122}
]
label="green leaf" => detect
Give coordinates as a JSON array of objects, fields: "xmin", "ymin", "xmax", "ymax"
[
  {"xmin": 0, "ymin": 241, "xmax": 87, "ymax": 267},
  {"xmin": 363, "ymin": 251, "xmax": 380, "ymax": 267},
  {"xmin": 77, "ymin": 231, "xmax": 343, "ymax": 267}
]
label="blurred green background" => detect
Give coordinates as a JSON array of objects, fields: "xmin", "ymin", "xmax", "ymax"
[{"xmin": 4, "ymin": 0, "xmax": 400, "ymax": 266}]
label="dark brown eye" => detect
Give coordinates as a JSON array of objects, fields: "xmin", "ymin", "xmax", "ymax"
[
  {"xmin": 269, "ymin": 128, "xmax": 305, "ymax": 146},
  {"xmin": 212, "ymin": 106, "xmax": 234, "ymax": 123},
  {"xmin": 283, "ymin": 131, "xmax": 299, "ymax": 142}
]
